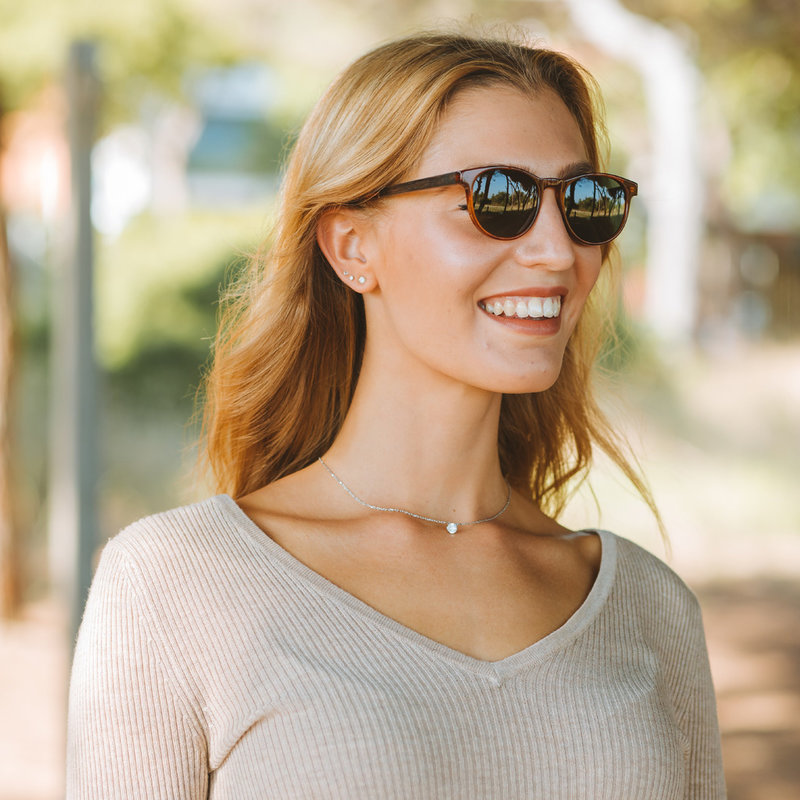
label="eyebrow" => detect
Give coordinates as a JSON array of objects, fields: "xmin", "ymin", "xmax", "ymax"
[
  {"xmin": 559, "ymin": 160, "xmax": 594, "ymax": 178},
  {"xmin": 547, "ymin": 161, "xmax": 594, "ymax": 179},
  {"xmin": 488, "ymin": 160, "xmax": 595, "ymax": 179}
]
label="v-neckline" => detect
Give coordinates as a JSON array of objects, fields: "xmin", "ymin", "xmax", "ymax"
[{"xmin": 216, "ymin": 494, "xmax": 618, "ymax": 683}]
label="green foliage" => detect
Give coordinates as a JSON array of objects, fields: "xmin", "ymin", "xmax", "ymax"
[
  {"xmin": 96, "ymin": 207, "xmax": 269, "ymax": 405},
  {"xmin": 623, "ymin": 0, "xmax": 800, "ymax": 230},
  {"xmin": 0, "ymin": 0, "xmax": 243, "ymax": 120}
]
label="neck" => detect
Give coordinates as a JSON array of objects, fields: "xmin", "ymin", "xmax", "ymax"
[{"xmin": 323, "ymin": 349, "xmax": 508, "ymax": 523}]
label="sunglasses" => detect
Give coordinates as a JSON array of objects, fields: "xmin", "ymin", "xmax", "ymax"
[{"xmin": 378, "ymin": 166, "xmax": 638, "ymax": 246}]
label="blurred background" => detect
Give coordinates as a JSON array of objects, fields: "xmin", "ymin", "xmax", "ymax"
[{"xmin": 0, "ymin": 0, "xmax": 797, "ymax": 798}]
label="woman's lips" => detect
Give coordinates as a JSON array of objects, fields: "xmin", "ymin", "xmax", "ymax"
[
  {"xmin": 477, "ymin": 288, "xmax": 567, "ymax": 334},
  {"xmin": 478, "ymin": 295, "xmax": 562, "ymax": 319}
]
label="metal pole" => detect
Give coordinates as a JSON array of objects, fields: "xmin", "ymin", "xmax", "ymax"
[{"xmin": 49, "ymin": 41, "xmax": 100, "ymax": 653}]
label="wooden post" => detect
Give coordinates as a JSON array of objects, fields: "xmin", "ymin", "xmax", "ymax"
[
  {"xmin": 0, "ymin": 85, "xmax": 21, "ymax": 616},
  {"xmin": 49, "ymin": 42, "xmax": 100, "ymax": 651}
]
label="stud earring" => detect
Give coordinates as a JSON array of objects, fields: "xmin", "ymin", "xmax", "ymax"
[{"xmin": 357, "ymin": 276, "xmax": 366, "ymax": 285}]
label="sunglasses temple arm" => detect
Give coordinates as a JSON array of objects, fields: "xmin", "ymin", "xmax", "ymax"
[{"xmin": 378, "ymin": 171, "xmax": 463, "ymax": 197}]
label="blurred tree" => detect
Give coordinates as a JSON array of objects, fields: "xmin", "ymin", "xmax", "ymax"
[
  {"xmin": 0, "ymin": 88, "xmax": 19, "ymax": 616},
  {"xmin": 0, "ymin": 0, "xmax": 245, "ymax": 615},
  {"xmin": 0, "ymin": 0, "xmax": 248, "ymax": 116},
  {"xmin": 622, "ymin": 0, "xmax": 800, "ymax": 231}
]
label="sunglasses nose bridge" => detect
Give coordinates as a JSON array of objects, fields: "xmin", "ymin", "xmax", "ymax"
[
  {"xmin": 539, "ymin": 177, "xmax": 564, "ymax": 191},
  {"xmin": 536, "ymin": 177, "xmax": 590, "ymax": 245},
  {"xmin": 524, "ymin": 178, "xmax": 571, "ymax": 240},
  {"xmin": 510, "ymin": 185, "xmax": 577, "ymax": 268}
]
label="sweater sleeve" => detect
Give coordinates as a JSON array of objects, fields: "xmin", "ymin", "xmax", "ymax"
[
  {"xmin": 66, "ymin": 539, "xmax": 209, "ymax": 799},
  {"xmin": 673, "ymin": 593, "xmax": 727, "ymax": 800},
  {"xmin": 620, "ymin": 538, "xmax": 727, "ymax": 799}
]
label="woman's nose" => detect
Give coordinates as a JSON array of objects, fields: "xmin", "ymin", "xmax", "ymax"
[{"xmin": 512, "ymin": 188, "xmax": 577, "ymax": 270}]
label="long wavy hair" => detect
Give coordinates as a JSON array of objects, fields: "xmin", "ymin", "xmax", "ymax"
[{"xmin": 200, "ymin": 30, "xmax": 659, "ymax": 525}]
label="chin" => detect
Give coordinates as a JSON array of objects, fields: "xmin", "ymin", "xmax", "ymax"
[
  {"xmin": 476, "ymin": 360, "xmax": 564, "ymax": 396},
  {"xmin": 500, "ymin": 376, "xmax": 560, "ymax": 395}
]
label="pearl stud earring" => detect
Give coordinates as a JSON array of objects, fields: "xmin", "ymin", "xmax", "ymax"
[{"xmin": 357, "ymin": 276, "xmax": 366, "ymax": 285}]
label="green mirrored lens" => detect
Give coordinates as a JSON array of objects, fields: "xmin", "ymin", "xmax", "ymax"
[
  {"xmin": 564, "ymin": 176, "xmax": 627, "ymax": 244},
  {"xmin": 471, "ymin": 169, "xmax": 539, "ymax": 238}
]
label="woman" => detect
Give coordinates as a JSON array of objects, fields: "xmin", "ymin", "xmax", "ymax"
[{"xmin": 67, "ymin": 31, "xmax": 726, "ymax": 799}]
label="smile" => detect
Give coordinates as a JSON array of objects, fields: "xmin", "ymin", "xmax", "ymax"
[{"xmin": 478, "ymin": 296, "xmax": 562, "ymax": 320}]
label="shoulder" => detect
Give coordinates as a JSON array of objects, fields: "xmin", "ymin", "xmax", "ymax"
[
  {"xmin": 596, "ymin": 533, "xmax": 713, "ymax": 675},
  {"xmin": 598, "ymin": 534, "xmax": 719, "ymax": 723},
  {"xmin": 599, "ymin": 531, "xmax": 703, "ymax": 626},
  {"xmin": 86, "ymin": 496, "xmax": 287, "ymax": 680},
  {"xmin": 113, "ymin": 494, "xmax": 243, "ymax": 549},
  {"xmin": 75, "ymin": 497, "xmax": 275, "ymax": 746},
  {"xmin": 108, "ymin": 494, "xmax": 259, "ymax": 574},
  {"xmin": 94, "ymin": 495, "xmax": 272, "ymax": 623}
]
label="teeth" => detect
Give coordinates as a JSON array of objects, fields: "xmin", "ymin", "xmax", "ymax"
[
  {"xmin": 528, "ymin": 297, "xmax": 543, "ymax": 318},
  {"xmin": 482, "ymin": 296, "xmax": 561, "ymax": 320}
]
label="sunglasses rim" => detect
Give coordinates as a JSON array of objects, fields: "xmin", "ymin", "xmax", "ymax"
[{"xmin": 377, "ymin": 166, "xmax": 638, "ymax": 246}]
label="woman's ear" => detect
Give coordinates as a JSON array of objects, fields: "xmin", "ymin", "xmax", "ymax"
[{"xmin": 316, "ymin": 209, "xmax": 377, "ymax": 292}]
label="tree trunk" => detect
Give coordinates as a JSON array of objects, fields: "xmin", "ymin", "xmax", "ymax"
[{"xmin": 0, "ymin": 92, "xmax": 22, "ymax": 618}]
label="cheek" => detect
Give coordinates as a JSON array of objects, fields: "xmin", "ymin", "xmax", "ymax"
[
  {"xmin": 370, "ymin": 234, "xmax": 456, "ymax": 350},
  {"xmin": 371, "ymin": 236, "xmax": 494, "ymax": 373},
  {"xmin": 557, "ymin": 252, "xmax": 603, "ymax": 342},
  {"xmin": 574, "ymin": 251, "xmax": 604, "ymax": 307},
  {"xmin": 380, "ymin": 216, "xmax": 487, "ymax": 309}
]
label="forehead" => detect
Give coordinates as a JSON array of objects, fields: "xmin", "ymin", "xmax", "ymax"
[{"xmin": 417, "ymin": 84, "xmax": 589, "ymax": 176}]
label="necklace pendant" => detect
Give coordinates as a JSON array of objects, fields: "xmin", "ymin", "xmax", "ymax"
[{"xmin": 318, "ymin": 458, "xmax": 511, "ymax": 537}]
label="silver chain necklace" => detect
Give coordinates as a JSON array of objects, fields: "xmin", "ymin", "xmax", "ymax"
[{"xmin": 318, "ymin": 457, "xmax": 511, "ymax": 535}]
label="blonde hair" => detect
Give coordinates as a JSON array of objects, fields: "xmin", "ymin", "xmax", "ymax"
[{"xmin": 200, "ymin": 31, "xmax": 660, "ymax": 526}]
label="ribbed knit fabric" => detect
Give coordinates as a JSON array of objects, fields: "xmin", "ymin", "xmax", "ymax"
[{"xmin": 67, "ymin": 495, "xmax": 726, "ymax": 799}]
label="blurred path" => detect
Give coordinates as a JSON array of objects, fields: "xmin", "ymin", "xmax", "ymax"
[
  {"xmin": 0, "ymin": 602, "xmax": 67, "ymax": 800},
  {"xmin": 700, "ymin": 579, "xmax": 800, "ymax": 800}
]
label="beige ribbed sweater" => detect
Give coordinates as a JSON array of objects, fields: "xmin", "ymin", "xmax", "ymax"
[{"xmin": 67, "ymin": 495, "xmax": 726, "ymax": 799}]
